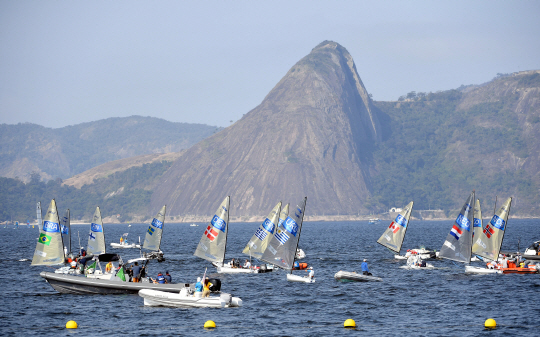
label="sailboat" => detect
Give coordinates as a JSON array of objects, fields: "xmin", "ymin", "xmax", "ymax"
[
  {"xmin": 376, "ymin": 201, "xmax": 413, "ymax": 259},
  {"xmin": 31, "ymin": 199, "xmax": 65, "ymax": 266},
  {"xmin": 87, "ymin": 207, "xmax": 106, "ymax": 256},
  {"xmin": 469, "ymin": 199, "xmax": 483, "ymax": 262},
  {"xmin": 467, "ymin": 197, "xmax": 535, "ymax": 274},
  {"xmin": 130, "ymin": 206, "xmax": 167, "ymax": 261},
  {"xmin": 260, "ymin": 197, "xmax": 313, "ymax": 283},
  {"xmin": 439, "ymin": 191, "xmax": 483, "ymax": 273},
  {"xmin": 237, "ymin": 201, "xmax": 281, "ymax": 273}
]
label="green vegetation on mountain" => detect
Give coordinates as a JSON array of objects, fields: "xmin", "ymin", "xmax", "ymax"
[{"xmin": 0, "ymin": 161, "xmax": 172, "ymax": 222}]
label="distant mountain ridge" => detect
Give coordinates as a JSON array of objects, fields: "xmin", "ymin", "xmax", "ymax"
[
  {"xmin": 0, "ymin": 116, "xmax": 219, "ymax": 182},
  {"xmin": 3, "ymin": 42, "xmax": 540, "ymax": 220}
]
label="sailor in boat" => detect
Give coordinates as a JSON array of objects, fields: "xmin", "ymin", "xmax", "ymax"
[
  {"xmin": 307, "ymin": 267, "xmax": 314, "ymax": 280},
  {"xmin": 243, "ymin": 259, "xmax": 251, "ymax": 269},
  {"xmin": 165, "ymin": 271, "xmax": 172, "ymax": 283},
  {"xmin": 131, "ymin": 262, "xmax": 142, "ymax": 282},
  {"xmin": 361, "ymin": 259, "xmax": 372, "ymax": 276},
  {"xmin": 151, "ymin": 272, "xmax": 166, "ymax": 284},
  {"xmin": 120, "ymin": 236, "xmax": 124, "ymax": 245}
]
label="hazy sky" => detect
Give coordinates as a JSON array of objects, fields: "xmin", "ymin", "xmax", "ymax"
[{"xmin": 1, "ymin": 1, "xmax": 539, "ymax": 128}]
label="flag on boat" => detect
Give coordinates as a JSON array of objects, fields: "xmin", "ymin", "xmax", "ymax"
[
  {"xmin": 116, "ymin": 266, "xmax": 126, "ymax": 281},
  {"xmin": 483, "ymin": 225, "xmax": 495, "ymax": 238},
  {"xmin": 86, "ymin": 260, "xmax": 96, "ymax": 272},
  {"xmin": 450, "ymin": 225, "xmax": 463, "ymax": 240},
  {"xmin": 205, "ymin": 225, "xmax": 219, "ymax": 242},
  {"xmin": 38, "ymin": 233, "xmax": 52, "ymax": 246}
]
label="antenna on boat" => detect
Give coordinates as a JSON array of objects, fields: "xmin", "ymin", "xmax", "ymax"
[{"xmin": 493, "ymin": 196, "xmax": 498, "ymax": 215}]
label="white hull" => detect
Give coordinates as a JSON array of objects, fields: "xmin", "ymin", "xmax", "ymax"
[
  {"xmin": 400, "ymin": 263, "xmax": 435, "ymax": 270},
  {"xmin": 394, "ymin": 255, "xmax": 407, "ymax": 260},
  {"xmin": 286, "ymin": 274, "xmax": 315, "ymax": 283},
  {"xmin": 216, "ymin": 265, "xmax": 258, "ymax": 274},
  {"xmin": 334, "ymin": 270, "xmax": 382, "ymax": 282},
  {"xmin": 464, "ymin": 265, "xmax": 502, "ymax": 274},
  {"xmin": 110, "ymin": 242, "xmax": 141, "ymax": 249},
  {"xmin": 139, "ymin": 289, "xmax": 241, "ymax": 308},
  {"xmin": 54, "ymin": 266, "xmax": 79, "ymax": 275}
]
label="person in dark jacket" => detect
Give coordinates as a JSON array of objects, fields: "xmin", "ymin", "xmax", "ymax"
[
  {"xmin": 131, "ymin": 262, "xmax": 142, "ymax": 282},
  {"xmin": 164, "ymin": 271, "xmax": 172, "ymax": 283}
]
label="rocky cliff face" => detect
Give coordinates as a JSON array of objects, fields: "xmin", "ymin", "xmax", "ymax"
[{"xmin": 151, "ymin": 41, "xmax": 383, "ymax": 217}]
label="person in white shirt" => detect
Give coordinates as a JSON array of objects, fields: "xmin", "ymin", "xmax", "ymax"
[
  {"xmin": 308, "ymin": 267, "xmax": 314, "ymax": 280},
  {"xmin": 243, "ymin": 259, "xmax": 251, "ymax": 269}
]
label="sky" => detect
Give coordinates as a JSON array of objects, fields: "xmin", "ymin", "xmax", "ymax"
[{"xmin": 1, "ymin": 1, "xmax": 539, "ymax": 129}]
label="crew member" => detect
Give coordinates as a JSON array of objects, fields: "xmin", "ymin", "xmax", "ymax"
[
  {"xmin": 105, "ymin": 261, "xmax": 113, "ymax": 273},
  {"xmin": 164, "ymin": 271, "xmax": 172, "ymax": 283},
  {"xmin": 243, "ymin": 259, "xmax": 251, "ymax": 269},
  {"xmin": 155, "ymin": 272, "xmax": 166, "ymax": 284},
  {"xmin": 131, "ymin": 262, "xmax": 142, "ymax": 282},
  {"xmin": 361, "ymin": 259, "xmax": 372, "ymax": 276},
  {"xmin": 195, "ymin": 277, "xmax": 203, "ymax": 293},
  {"xmin": 202, "ymin": 278, "xmax": 212, "ymax": 298}
]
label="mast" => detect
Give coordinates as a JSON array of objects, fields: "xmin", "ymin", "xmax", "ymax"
[
  {"xmin": 496, "ymin": 198, "xmax": 512, "ymax": 258},
  {"xmin": 54, "ymin": 200, "xmax": 66, "ymax": 262},
  {"xmin": 469, "ymin": 191, "xmax": 475, "ymax": 263},
  {"xmin": 222, "ymin": 196, "xmax": 230, "ymax": 267},
  {"xmin": 291, "ymin": 197, "xmax": 307, "ymax": 274}
]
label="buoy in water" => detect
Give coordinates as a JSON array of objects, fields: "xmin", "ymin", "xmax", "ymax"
[
  {"xmin": 484, "ymin": 318, "xmax": 496, "ymax": 329},
  {"xmin": 204, "ymin": 320, "xmax": 216, "ymax": 329},
  {"xmin": 344, "ymin": 319, "xmax": 356, "ymax": 328},
  {"xmin": 66, "ymin": 320, "xmax": 78, "ymax": 329}
]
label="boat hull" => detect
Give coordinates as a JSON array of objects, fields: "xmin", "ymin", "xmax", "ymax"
[
  {"xmin": 139, "ymin": 289, "xmax": 242, "ymax": 308},
  {"xmin": 40, "ymin": 271, "xmax": 188, "ymax": 295},
  {"xmin": 501, "ymin": 267, "xmax": 538, "ymax": 274},
  {"xmin": 110, "ymin": 243, "xmax": 141, "ymax": 249},
  {"xmin": 334, "ymin": 271, "xmax": 382, "ymax": 282},
  {"xmin": 464, "ymin": 266, "xmax": 502, "ymax": 274},
  {"xmin": 286, "ymin": 274, "xmax": 315, "ymax": 283}
]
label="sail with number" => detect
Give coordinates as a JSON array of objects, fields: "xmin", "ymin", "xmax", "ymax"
[
  {"xmin": 242, "ymin": 202, "xmax": 282, "ymax": 258},
  {"xmin": 143, "ymin": 205, "xmax": 166, "ymax": 251},
  {"xmin": 439, "ymin": 191, "xmax": 475, "ymax": 263},
  {"xmin": 36, "ymin": 201, "xmax": 42, "ymax": 229},
  {"xmin": 31, "ymin": 199, "xmax": 64, "ymax": 266},
  {"xmin": 87, "ymin": 206, "xmax": 106, "ymax": 255},
  {"xmin": 471, "ymin": 197, "xmax": 512, "ymax": 261},
  {"xmin": 472, "ymin": 199, "xmax": 483, "ymax": 240},
  {"xmin": 60, "ymin": 209, "xmax": 71, "ymax": 255},
  {"xmin": 376, "ymin": 201, "xmax": 413, "ymax": 253},
  {"xmin": 261, "ymin": 197, "xmax": 307, "ymax": 270},
  {"xmin": 194, "ymin": 196, "xmax": 230, "ymax": 265}
]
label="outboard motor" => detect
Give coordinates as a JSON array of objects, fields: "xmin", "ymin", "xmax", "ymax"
[{"xmin": 208, "ymin": 278, "xmax": 221, "ymax": 292}]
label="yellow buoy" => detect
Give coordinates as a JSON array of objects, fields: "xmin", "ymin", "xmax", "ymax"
[
  {"xmin": 204, "ymin": 320, "xmax": 216, "ymax": 329},
  {"xmin": 65, "ymin": 320, "xmax": 78, "ymax": 329},
  {"xmin": 485, "ymin": 318, "xmax": 497, "ymax": 329},
  {"xmin": 344, "ymin": 319, "xmax": 356, "ymax": 328}
]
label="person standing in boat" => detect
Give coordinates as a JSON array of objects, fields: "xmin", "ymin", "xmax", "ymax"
[
  {"xmin": 131, "ymin": 262, "xmax": 142, "ymax": 282},
  {"xmin": 195, "ymin": 277, "xmax": 203, "ymax": 294},
  {"xmin": 308, "ymin": 267, "xmax": 314, "ymax": 280},
  {"xmin": 361, "ymin": 259, "xmax": 372, "ymax": 276},
  {"xmin": 202, "ymin": 278, "xmax": 212, "ymax": 298}
]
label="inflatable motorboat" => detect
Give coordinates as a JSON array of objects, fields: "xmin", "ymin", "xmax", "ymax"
[
  {"xmin": 523, "ymin": 241, "xmax": 540, "ymax": 261},
  {"xmin": 139, "ymin": 288, "xmax": 242, "ymax": 308},
  {"xmin": 334, "ymin": 270, "xmax": 382, "ymax": 282},
  {"xmin": 110, "ymin": 242, "xmax": 140, "ymax": 249},
  {"xmin": 212, "ymin": 261, "xmax": 275, "ymax": 274}
]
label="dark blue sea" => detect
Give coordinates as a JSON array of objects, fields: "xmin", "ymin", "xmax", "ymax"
[{"xmin": 1, "ymin": 219, "xmax": 539, "ymax": 336}]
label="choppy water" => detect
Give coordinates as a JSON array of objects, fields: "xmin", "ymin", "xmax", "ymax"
[{"xmin": 1, "ymin": 219, "xmax": 539, "ymax": 336}]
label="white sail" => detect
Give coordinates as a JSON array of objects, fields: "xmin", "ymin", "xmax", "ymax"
[
  {"xmin": 242, "ymin": 202, "xmax": 282, "ymax": 259},
  {"xmin": 376, "ymin": 201, "xmax": 413, "ymax": 253},
  {"xmin": 194, "ymin": 196, "xmax": 230, "ymax": 265},
  {"xmin": 31, "ymin": 199, "xmax": 64, "ymax": 266},
  {"xmin": 260, "ymin": 197, "xmax": 307, "ymax": 270},
  {"xmin": 472, "ymin": 199, "xmax": 483, "ymax": 240},
  {"xmin": 87, "ymin": 207, "xmax": 106, "ymax": 256},
  {"xmin": 60, "ymin": 209, "xmax": 71, "ymax": 255},
  {"xmin": 143, "ymin": 205, "xmax": 166, "ymax": 251},
  {"xmin": 471, "ymin": 197, "xmax": 512, "ymax": 261},
  {"xmin": 277, "ymin": 203, "xmax": 289, "ymax": 229},
  {"xmin": 439, "ymin": 192, "xmax": 475, "ymax": 263}
]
